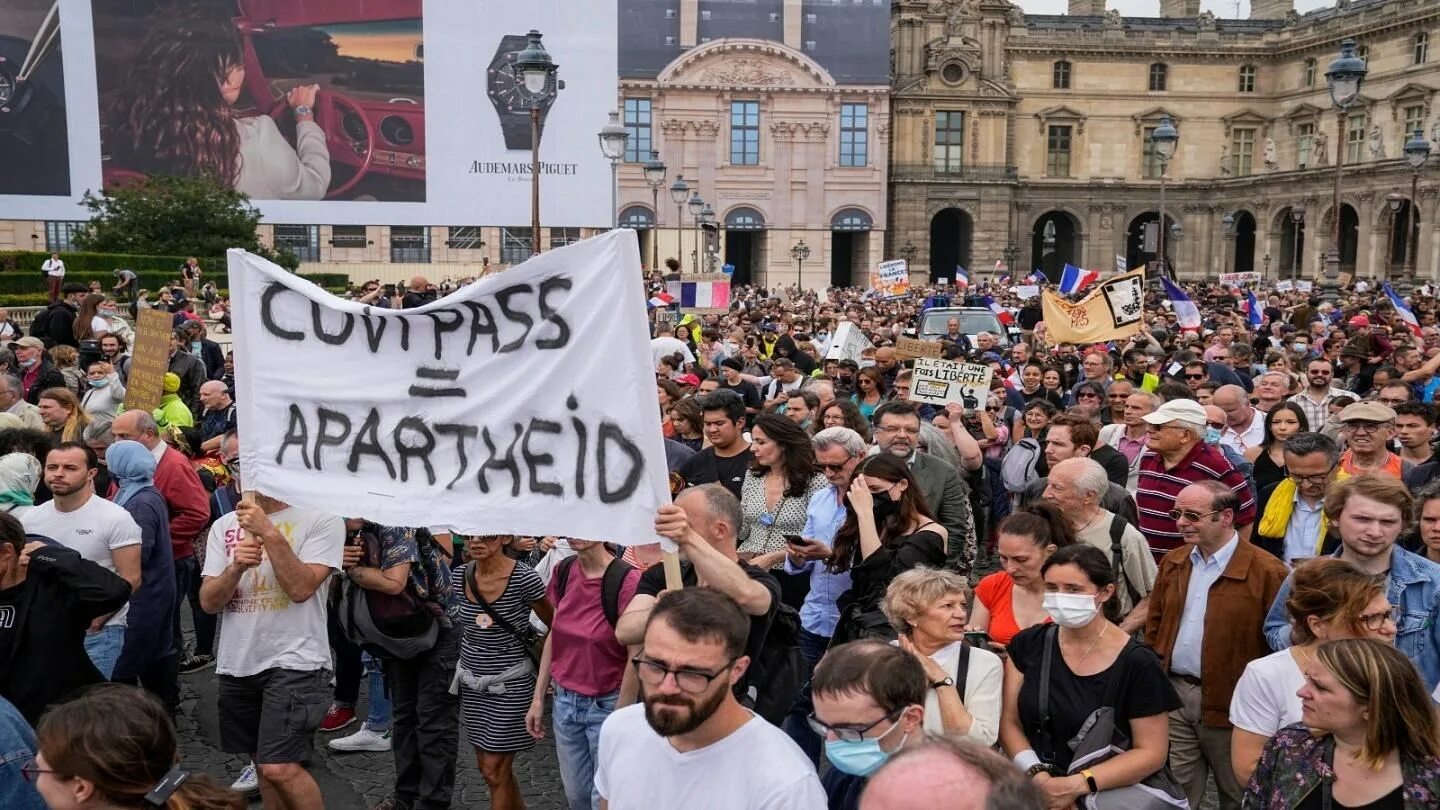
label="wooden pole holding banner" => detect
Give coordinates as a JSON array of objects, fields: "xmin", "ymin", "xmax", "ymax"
[{"xmin": 662, "ymin": 548, "xmax": 684, "ymax": 591}]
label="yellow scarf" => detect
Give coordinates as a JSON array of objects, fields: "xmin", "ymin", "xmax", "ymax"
[{"xmin": 1257, "ymin": 469, "xmax": 1349, "ymax": 556}]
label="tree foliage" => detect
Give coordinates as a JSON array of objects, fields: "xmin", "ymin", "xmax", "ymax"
[{"xmin": 74, "ymin": 174, "xmax": 299, "ymax": 270}]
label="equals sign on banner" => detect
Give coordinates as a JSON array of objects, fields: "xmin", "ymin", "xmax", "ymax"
[{"xmin": 409, "ymin": 367, "xmax": 465, "ymax": 398}]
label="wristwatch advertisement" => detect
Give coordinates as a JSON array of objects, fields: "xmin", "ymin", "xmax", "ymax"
[{"xmin": 487, "ymin": 34, "xmax": 562, "ymax": 151}]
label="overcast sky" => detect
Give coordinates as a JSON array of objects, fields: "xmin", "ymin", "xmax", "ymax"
[{"xmin": 1019, "ymin": 0, "xmax": 1331, "ymax": 16}]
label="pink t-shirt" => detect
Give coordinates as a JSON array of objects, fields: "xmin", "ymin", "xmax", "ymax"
[{"xmin": 546, "ymin": 561, "xmax": 642, "ymax": 697}]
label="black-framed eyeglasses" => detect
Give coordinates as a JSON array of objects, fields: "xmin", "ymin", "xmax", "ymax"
[
  {"xmin": 632, "ymin": 656, "xmax": 735, "ymax": 694},
  {"xmin": 1288, "ymin": 465, "xmax": 1337, "ymax": 485},
  {"xmin": 1344, "ymin": 421, "xmax": 1389, "ymax": 434},
  {"xmin": 1169, "ymin": 508, "xmax": 1223, "ymax": 523},
  {"xmin": 21, "ymin": 758, "xmax": 56, "ymax": 783},
  {"xmin": 806, "ymin": 707, "xmax": 904, "ymax": 742},
  {"xmin": 1357, "ymin": 605, "xmax": 1401, "ymax": 632}
]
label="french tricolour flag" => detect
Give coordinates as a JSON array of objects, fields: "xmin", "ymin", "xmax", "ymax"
[
  {"xmin": 981, "ymin": 295, "xmax": 1014, "ymax": 326},
  {"xmin": 954, "ymin": 267, "xmax": 970, "ymax": 290},
  {"xmin": 1383, "ymin": 283, "xmax": 1424, "ymax": 337},
  {"xmin": 1244, "ymin": 289, "xmax": 1263, "ymax": 328},
  {"xmin": 1058, "ymin": 263, "xmax": 1100, "ymax": 295},
  {"xmin": 678, "ymin": 280, "xmax": 730, "ymax": 309},
  {"xmin": 1160, "ymin": 277, "xmax": 1202, "ymax": 331}
]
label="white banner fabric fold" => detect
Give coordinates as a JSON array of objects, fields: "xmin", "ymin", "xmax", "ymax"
[{"xmin": 227, "ymin": 230, "xmax": 669, "ymax": 545}]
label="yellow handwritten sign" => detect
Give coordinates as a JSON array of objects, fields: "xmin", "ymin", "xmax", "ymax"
[{"xmin": 123, "ymin": 309, "xmax": 174, "ymax": 412}]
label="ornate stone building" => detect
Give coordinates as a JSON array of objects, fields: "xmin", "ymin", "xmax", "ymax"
[
  {"xmin": 615, "ymin": 0, "xmax": 892, "ymax": 288},
  {"xmin": 890, "ymin": 0, "xmax": 1440, "ymax": 285}
]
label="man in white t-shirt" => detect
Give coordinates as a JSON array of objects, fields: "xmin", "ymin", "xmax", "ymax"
[
  {"xmin": 41, "ymin": 253, "xmax": 64, "ymax": 304},
  {"xmin": 198, "ymin": 491, "xmax": 343, "ymax": 810},
  {"xmin": 22, "ymin": 443, "xmax": 141, "ymax": 679},
  {"xmin": 595, "ymin": 588, "xmax": 825, "ymax": 810}
]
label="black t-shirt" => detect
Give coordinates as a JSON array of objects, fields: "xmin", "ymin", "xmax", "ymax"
[
  {"xmin": 1008, "ymin": 624, "xmax": 1179, "ymax": 772},
  {"xmin": 720, "ymin": 380, "xmax": 763, "ymax": 412},
  {"xmin": 677, "ymin": 446, "xmax": 754, "ymax": 499},
  {"xmin": 637, "ymin": 559, "xmax": 780, "ymax": 688}
]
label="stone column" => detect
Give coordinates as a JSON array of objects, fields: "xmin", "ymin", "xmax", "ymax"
[
  {"xmin": 1421, "ymin": 188, "xmax": 1438, "ymax": 284},
  {"xmin": 1355, "ymin": 192, "xmax": 1375, "ymax": 279}
]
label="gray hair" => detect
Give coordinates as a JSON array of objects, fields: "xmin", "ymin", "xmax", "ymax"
[
  {"xmin": 813, "ymin": 426, "xmax": 866, "ymax": 458},
  {"xmin": 684, "ymin": 483, "xmax": 743, "ymax": 543},
  {"xmin": 976, "ymin": 331, "xmax": 994, "ymax": 341},
  {"xmin": 1172, "ymin": 419, "xmax": 1207, "ymax": 442},
  {"xmin": 82, "ymin": 418, "xmax": 114, "ymax": 447},
  {"xmin": 1055, "ymin": 457, "xmax": 1109, "ymax": 500},
  {"xmin": 1283, "ymin": 431, "xmax": 1341, "ymax": 466},
  {"xmin": 0, "ymin": 374, "xmax": 19, "ymax": 397},
  {"xmin": 125, "ymin": 410, "xmax": 159, "ymax": 436},
  {"xmin": 918, "ymin": 423, "xmax": 961, "ymax": 470},
  {"xmin": 0, "ymin": 349, "xmax": 15, "ymax": 371}
]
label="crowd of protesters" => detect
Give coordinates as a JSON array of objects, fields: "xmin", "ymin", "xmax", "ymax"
[{"xmin": 3, "ymin": 261, "xmax": 1440, "ymax": 810}]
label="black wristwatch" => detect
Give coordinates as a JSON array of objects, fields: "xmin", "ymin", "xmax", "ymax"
[
  {"xmin": 930, "ymin": 676, "xmax": 955, "ymax": 689},
  {"xmin": 486, "ymin": 33, "xmax": 561, "ymax": 151}
]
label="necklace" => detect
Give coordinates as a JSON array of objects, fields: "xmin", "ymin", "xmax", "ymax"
[{"xmin": 1065, "ymin": 622, "xmax": 1108, "ymax": 666}]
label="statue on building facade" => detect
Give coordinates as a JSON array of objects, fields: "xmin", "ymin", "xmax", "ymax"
[
  {"xmin": 1313, "ymin": 130, "xmax": 1330, "ymax": 167},
  {"xmin": 1430, "ymin": 116, "xmax": 1440, "ymax": 146},
  {"xmin": 1368, "ymin": 125, "xmax": 1386, "ymax": 159},
  {"xmin": 1263, "ymin": 138, "xmax": 1279, "ymax": 171},
  {"xmin": 1198, "ymin": 10, "xmax": 1217, "ymax": 31},
  {"xmin": 1220, "ymin": 145, "xmax": 1232, "ymax": 176},
  {"xmin": 1007, "ymin": 4, "xmax": 1026, "ymax": 26},
  {"xmin": 1102, "ymin": 9, "xmax": 1123, "ymax": 29}
]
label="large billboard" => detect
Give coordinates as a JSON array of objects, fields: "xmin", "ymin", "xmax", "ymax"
[{"xmin": 0, "ymin": 0, "xmax": 617, "ymax": 226}]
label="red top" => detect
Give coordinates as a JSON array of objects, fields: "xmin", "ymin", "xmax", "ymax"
[
  {"xmin": 153, "ymin": 447, "xmax": 211, "ymax": 561},
  {"xmin": 545, "ymin": 561, "xmax": 642, "ymax": 697},
  {"xmin": 974, "ymin": 572, "xmax": 1049, "ymax": 646}
]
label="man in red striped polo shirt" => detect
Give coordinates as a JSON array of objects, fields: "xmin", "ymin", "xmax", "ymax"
[{"xmin": 1136, "ymin": 399, "xmax": 1256, "ymax": 562}]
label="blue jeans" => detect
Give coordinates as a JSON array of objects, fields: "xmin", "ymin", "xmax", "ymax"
[
  {"xmin": 553, "ymin": 686, "xmax": 617, "ymax": 810},
  {"xmin": 783, "ymin": 628, "xmax": 830, "ymax": 765},
  {"xmin": 363, "ymin": 653, "xmax": 391, "ymax": 732},
  {"xmin": 85, "ymin": 625, "xmax": 126, "ymax": 679}
]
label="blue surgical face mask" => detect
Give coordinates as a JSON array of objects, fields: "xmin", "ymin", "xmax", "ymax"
[
  {"xmin": 18, "ymin": 357, "xmax": 37, "ymax": 369},
  {"xmin": 1204, "ymin": 426, "xmax": 1222, "ymax": 445},
  {"xmin": 824, "ymin": 721, "xmax": 908, "ymax": 777},
  {"xmin": 89, "ymin": 377, "xmax": 109, "ymax": 388}
]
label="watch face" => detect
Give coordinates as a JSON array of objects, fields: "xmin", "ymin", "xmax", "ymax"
[{"xmin": 488, "ymin": 42, "xmax": 557, "ymax": 111}]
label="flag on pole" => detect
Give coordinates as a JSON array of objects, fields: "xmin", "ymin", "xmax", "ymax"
[
  {"xmin": 648, "ymin": 292, "xmax": 675, "ymax": 308},
  {"xmin": 1383, "ymin": 283, "xmax": 1424, "ymax": 337},
  {"xmin": 1028, "ymin": 268, "xmax": 1049, "ymax": 284},
  {"xmin": 1244, "ymin": 289, "xmax": 1263, "ymax": 328},
  {"xmin": 1058, "ymin": 263, "xmax": 1100, "ymax": 295},
  {"xmin": 1115, "ymin": 254, "xmax": 1128, "ymax": 275},
  {"xmin": 1160, "ymin": 277, "xmax": 1202, "ymax": 331},
  {"xmin": 981, "ymin": 295, "xmax": 1014, "ymax": 326},
  {"xmin": 997, "ymin": 273, "xmax": 1012, "ymax": 285},
  {"xmin": 954, "ymin": 267, "xmax": 970, "ymax": 290}
]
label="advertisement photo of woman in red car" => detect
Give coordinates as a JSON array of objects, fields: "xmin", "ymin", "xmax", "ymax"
[{"xmin": 95, "ymin": 0, "xmax": 425, "ymax": 203}]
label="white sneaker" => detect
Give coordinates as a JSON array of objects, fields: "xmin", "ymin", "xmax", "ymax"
[
  {"xmin": 328, "ymin": 724, "xmax": 392, "ymax": 753},
  {"xmin": 230, "ymin": 762, "xmax": 259, "ymax": 795}
]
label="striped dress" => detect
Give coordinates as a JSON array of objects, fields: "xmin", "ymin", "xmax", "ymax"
[{"xmin": 457, "ymin": 564, "xmax": 546, "ymax": 752}]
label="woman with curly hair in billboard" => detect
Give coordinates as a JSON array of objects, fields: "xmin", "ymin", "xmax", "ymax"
[{"xmin": 104, "ymin": 5, "xmax": 330, "ymax": 200}]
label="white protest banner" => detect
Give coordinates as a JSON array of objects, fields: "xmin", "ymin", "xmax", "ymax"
[
  {"xmin": 826, "ymin": 321, "xmax": 873, "ymax": 361},
  {"xmin": 227, "ymin": 230, "xmax": 670, "ymax": 544},
  {"xmin": 1115, "ymin": 255, "xmax": 1128, "ymax": 275},
  {"xmin": 1275, "ymin": 280, "xmax": 1294, "ymax": 292},
  {"xmin": 910, "ymin": 358, "xmax": 993, "ymax": 408},
  {"xmin": 1220, "ymin": 271, "xmax": 1261, "ymax": 287},
  {"xmin": 1297, "ymin": 280, "xmax": 1314, "ymax": 292},
  {"xmin": 871, "ymin": 260, "xmax": 911, "ymax": 299},
  {"xmin": 1013, "ymin": 285, "xmax": 1040, "ymax": 300}
]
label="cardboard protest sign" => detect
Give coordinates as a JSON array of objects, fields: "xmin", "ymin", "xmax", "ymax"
[
  {"xmin": 826, "ymin": 321, "xmax": 873, "ymax": 361},
  {"xmin": 1275, "ymin": 280, "xmax": 1294, "ymax": 292},
  {"xmin": 1220, "ymin": 271, "xmax": 1261, "ymax": 287},
  {"xmin": 871, "ymin": 260, "xmax": 911, "ymax": 299},
  {"xmin": 122, "ymin": 309, "xmax": 175, "ymax": 412},
  {"xmin": 895, "ymin": 337, "xmax": 943, "ymax": 360},
  {"xmin": 909, "ymin": 358, "xmax": 993, "ymax": 408},
  {"xmin": 1040, "ymin": 268, "xmax": 1146, "ymax": 344},
  {"xmin": 1297, "ymin": 280, "xmax": 1314, "ymax": 292},
  {"xmin": 1013, "ymin": 285, "xmax": 1040, "ymax": 300},
  {"xmin": 227, "ymin": 230, "xmax": 670, "ymax": 544}
]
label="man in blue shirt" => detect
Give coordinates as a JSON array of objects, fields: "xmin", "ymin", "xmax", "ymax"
[
  {"xmin": 782, "ymin": 425, "xmax": 867, "ymax": 762},
  {"xmin": 1263, "ymin": 475, "xmax": 1440, "ymax": 690}
]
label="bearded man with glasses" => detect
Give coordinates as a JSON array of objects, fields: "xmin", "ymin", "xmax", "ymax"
[{"xmin": 1263, "ymin": 475, "xmax": 1440, "ymax": 691}]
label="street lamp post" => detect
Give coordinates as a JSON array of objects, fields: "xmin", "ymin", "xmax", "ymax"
[
  {"xmin": 1388, "ymin": 192, "xmax": 1404, "ymax": 282},
  {"xmin": 699, "ymin": 204, "xmax": 717, "ymax": 273},
  {"xmin": 1222, "ymin": 212, "xmax": 1236, "ymax": 277},
  {"xmin": 687, "ymin": 191, "xmax": 704, "ymax": 273},
  {"xmin": 1324, "ymin": 39, "xmax": 1368, "ymax": 303},
  {"xmin": 669, "ymin": 176, "xmax": 689, "ymax": 274},
  {"xmin": 1403, "ymin": 128, "xmax": 1430, "ymax": 285},
  {"xmin": 511, "ymin": 30, "xmax": 559, "ymax": 256},
  {"xmin": 1151, "ymin": 115, "xmax": 1179, "ymax": 281},
  {"xmin": 900, "ymin": 240, "xmax": 918, "ymax": 265},
  {"xmin": 792, "ymin": 240, "xmax": 811, "ymax": 292},
  {"xmin": 1264, "ymin": 253, "xmax": 1272, "ymax": 277},
  {"xmin": 597, "ymin": 111, "xmax": 629, "ymax": 230},
  {"xmin": 642, "ymin": 150, "xmax": 667, "ymax": 272},
  {"xmin": 1042, "ymin": 220, "xmax": 1056, "ymax": 276},
  {"xmin": 1290, "ymin": 208, "xmax": 1305, "ymax": 281}
]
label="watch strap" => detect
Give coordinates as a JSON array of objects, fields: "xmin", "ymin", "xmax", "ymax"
[
  {"xmin": 929, "ymin": 676, "xmax": 953, "ymax": 689},
  {"xmin": 1081, "ymin": 768, "xmax": 1098, "ymax": 794},
  {"xmin": 294, "ymin": 105, "xmax": 313, "ymax": 117},
  {"xmin": 1024, "ymin": 763, "xmax": 1051, "ymax": 778}
]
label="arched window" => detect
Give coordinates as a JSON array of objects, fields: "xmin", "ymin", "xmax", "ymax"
[
  {"xmin": 1053, "ymin": 60, "xmax": 1071, "ymax": 90},
  {"xmin": 618, "ymin": 206, "xmax": 654, "ymax": 230},
  {"xmin": 1148, "ymin": 63, "xmax": 1167, "ymax": 92}
]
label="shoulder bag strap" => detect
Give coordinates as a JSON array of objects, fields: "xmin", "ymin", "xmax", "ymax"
[
  {"xmin": 1036, "ymin": 624, "xmax": 1058, "ymax": 763},
  {"xmin": 466, "ymin": 563, "xmax": 537, "ymax": 661},
  {"xmin": 1108, "ymin": 515, "xmax": 1140, "ymax": 607},
  {"xmin": 954, "ymin": 642, "xmax": 971, "ymax": 699}
]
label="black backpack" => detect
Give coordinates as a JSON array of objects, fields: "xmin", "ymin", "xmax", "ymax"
[
  {"xmin": 27, "ymin": 306, "xmax": 57, "ymax": 341},
  {"xmin": 745, "ymin": 600, "xmax": 805, "ymax": 728},
  {"xmin": 553, "ymin": 554, "xmax": 633, "ymax": 627},
  {"xmin": 1107, "ymin": 514, "xmax": 1143, "ymax": 611}
]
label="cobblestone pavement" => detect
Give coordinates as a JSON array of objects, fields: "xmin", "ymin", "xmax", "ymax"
[{"xmin": 174, "ymin": 666, "xmax": 570, "ymax": 809}]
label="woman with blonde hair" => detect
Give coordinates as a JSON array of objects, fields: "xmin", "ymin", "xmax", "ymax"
[
  {"xmin": 1244, "ymin": 638, "xmax": 1440, "ymax": 808},
  {"xmin": 48, "ymin": 345, "xmax": 82, "ymax": 396},
  {"xmin": 37, "ymin": 388, "xmax": 90, "ymax": 443},
  {"xmin": 1229, "ymin": 558, "xmax": 1396, "ymax": 785},
  {"xmin": 881, "ymin": 567, "xmax": 1003, "ymax": 744}
]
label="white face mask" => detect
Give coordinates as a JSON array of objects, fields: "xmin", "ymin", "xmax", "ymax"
[{"xmin": 1042, "ymin": 592, "xmax": 1100, "ymax": 629}]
